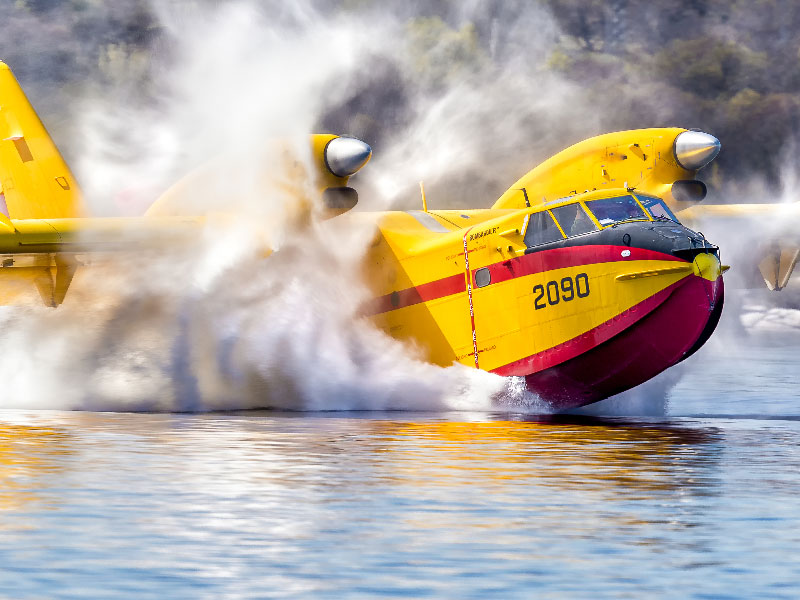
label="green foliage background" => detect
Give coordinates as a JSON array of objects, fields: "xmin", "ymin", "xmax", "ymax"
[{"xmin": 1, "ymin": 0, "xmax": 799, "ymax": 198}]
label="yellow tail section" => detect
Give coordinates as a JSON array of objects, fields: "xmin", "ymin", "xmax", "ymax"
[{"xmin": 0, "ymin": 62, "xmax": 83, "ymax": 219}]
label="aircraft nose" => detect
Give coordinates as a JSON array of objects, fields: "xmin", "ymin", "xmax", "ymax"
[
  {"xmin": 324, "ymin": 137, "xmax": 372, "ymax": 177},
  {"xmin": 691, "ymin": 252, "xmax": 721, "ymax": 281},
  {"xmin": 674, "ymin": 131, "xmax": 721, "ymax": 170}
]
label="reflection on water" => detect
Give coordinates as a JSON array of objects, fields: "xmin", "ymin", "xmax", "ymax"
[
  {"xmin": 371, "ymin": 418, "xmax": 722, "ymax": 495},
  {"xmin": 0, "ymin": 411, "xmax": 796, "ymax": 598},
  {"xmin": 0, "ymin": 423, "xmax": 72, "ymax": 515}
]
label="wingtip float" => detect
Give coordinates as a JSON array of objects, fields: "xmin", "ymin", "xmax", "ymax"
[{"xmin": 0, "ymin": 62, "xmax": 729, "ymax": 409}]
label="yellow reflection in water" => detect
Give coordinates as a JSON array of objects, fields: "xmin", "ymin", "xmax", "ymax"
[
  {"xmin": 368, "ymin": 418, "xmax": 720, "ymax": 493},
  {"xmin": 362, "ymin": 418, "xmax": 722, "ymax": 539},
  {"xmin": 0, "ymin": 423, "xmax": 72, "ymax": 515}
]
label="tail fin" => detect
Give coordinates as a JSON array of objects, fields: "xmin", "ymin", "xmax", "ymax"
[{"xmin": 0, "ymin": 62, "xmax": 83, "ymax": 219}]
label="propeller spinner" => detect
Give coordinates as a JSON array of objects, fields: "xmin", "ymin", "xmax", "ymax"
[
  {"xmin": 674, "ymin": 131, "xmax": 721, "ymax": 171},
  {"xmin": 324, "ymin": 137, "xmax": 372, "ymax": 177}
]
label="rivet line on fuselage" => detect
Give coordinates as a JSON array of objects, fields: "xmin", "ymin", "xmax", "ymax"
[{"xmin": 463, "ymin": 227, "xmax": 479, "ymax": 369}]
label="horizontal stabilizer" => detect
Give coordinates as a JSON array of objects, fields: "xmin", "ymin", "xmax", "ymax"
[
  {"xmin": 0, "ymin": 216, "xmax": 205, "ymax": 254},
  {"xmin": 0, "ymin": 216, "xmax": 206, "ymax": 306}
]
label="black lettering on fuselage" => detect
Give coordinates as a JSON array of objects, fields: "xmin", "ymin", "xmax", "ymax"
[
  {"xmin": 469, "ymin": 227, "xmax": 499, "ymax": 242},
  {"xmin": 533, "ymin": 273, "xmax": 591, "ymax": 310}
]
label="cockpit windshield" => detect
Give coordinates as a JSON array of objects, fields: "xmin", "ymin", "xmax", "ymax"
[
  {"xmin": 551, "ymin": 203, "xmax": 597, "ymax": 237},
  {"xmin": 584, "ymin": 196, "xmax": 649, "ymax": 226},
  {"xmin": 635, "ymin": 195, "xmax": 681, "ymax": 223}
]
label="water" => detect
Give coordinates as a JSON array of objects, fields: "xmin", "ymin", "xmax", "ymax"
[{"xmin": 0, "ymin": 332, "xmax": 799, "ymax": 598}]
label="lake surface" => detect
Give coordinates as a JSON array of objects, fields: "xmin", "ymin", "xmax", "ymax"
[{"xmin": 0, "ymin": 325, "xmax": 798, "ymax": 598}]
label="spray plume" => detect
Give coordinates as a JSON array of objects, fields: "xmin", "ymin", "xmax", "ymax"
[
  {"xmin": 0, "ymin": 1, "xmax": 559, "ymax": 413},
  {"xmin": 1, "ymin": 0, "xmax": 797, "ymax": 414}
]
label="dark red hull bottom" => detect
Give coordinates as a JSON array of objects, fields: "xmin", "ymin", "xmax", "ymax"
[{"xmin": 525, "ymin": 275, "xmax": 724, "ymax": 410}]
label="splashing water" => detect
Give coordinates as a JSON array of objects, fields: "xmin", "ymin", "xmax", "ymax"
[
  {"xmin": 0, "ymin": 2, "xmax": 571, "ymax": 413},
  {"xmin": 6, "ymin": 0, "xmax": 793, "ymax": 415},
  {"xmin": 0, "ymin": 211, "xmax": 553, "ymax": 413}
]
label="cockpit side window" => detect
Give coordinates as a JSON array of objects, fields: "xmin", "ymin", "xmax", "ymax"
[
  {"xmin": 550, "ymin": 203, "xmax": 598, "ymax": 237},
  {"xmin": 635, "ymin": 195, "xmax": 681, "ymax": 223},
  {"xmin": 585, "ymin": 195, "xmax": 650, "ymax": 226},
  {"xmin": 524, "ymin": 210, "xmax": 564, "ymax": 247}
]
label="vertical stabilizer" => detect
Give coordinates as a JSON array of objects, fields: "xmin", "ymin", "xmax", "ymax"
[{"xmin": 0, "ymin": 62, "xmax": 83, "ymax": 219}]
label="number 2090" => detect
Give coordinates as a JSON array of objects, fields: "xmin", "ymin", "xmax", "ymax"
[{"xmin": 533, "ymin": 273, "xmax": 590, "ymax": 310}]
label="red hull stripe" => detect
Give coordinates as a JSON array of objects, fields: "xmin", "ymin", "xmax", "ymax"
[
  {"xmin": 482, "ymin": 245, "xmax": 681, "ymax": 287},
  {"xmin": 491, "ymin": 277, "xmax": 687, "ymax": 377},
  {"xmin": 363, "ymin": 245, "xmax": 683, "ymax": 317},
  {"xmin": 360, "ymin": 273, "xmax": 466, "ymax": 316}
]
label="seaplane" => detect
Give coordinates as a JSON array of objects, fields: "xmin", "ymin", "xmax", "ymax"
[{"xmin": 0, "ymin": 61, "xmax": 728, "ymax": 409}]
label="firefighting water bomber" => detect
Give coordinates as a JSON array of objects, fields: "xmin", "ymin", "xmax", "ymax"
[{"xmin": 0, "ymin": 61, "xmax": 731, "ymax": 409}]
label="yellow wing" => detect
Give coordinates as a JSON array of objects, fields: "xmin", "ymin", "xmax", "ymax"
[
  {"xmin": 492, "ymin": 128, "xmax": 719, "ymax": 212},
  {"xmin": 0, "ymin": 62, "xmax": 377, "ymax": 307}
]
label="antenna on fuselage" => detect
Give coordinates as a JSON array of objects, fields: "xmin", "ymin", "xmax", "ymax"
[
  {"xmin": 521, "ymin": 187, "xmax": 531, "ymax": 208},
  {"xmin": 420, "ymin": 181, "xmax": 428, "ymax": 212}
]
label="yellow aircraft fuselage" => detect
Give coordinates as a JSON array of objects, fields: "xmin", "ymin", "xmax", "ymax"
[
  {"xmin": 0, "ymin": 61, "xmax": 726, "ymax": 410},
  {"xmin": 359, "ymin": 192, "xmax": 722, "ymax": 408}
]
